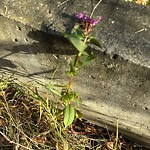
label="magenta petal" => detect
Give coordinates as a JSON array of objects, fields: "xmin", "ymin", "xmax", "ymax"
[
  {"xmin": 92, "ymin": 16, "xmax": 102, "ymax": 26},
  {"xmin": 76, "ymin": 12, "xmax": 102, "ymax": 26},
  {"xmin": 76, "ymin": 12, "xmax": 84, "ymax": 19}
]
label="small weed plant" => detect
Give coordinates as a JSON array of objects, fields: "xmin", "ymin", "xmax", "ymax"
[{"xmin": 58, "ymin": 12, "xmax": 102, "ymax": 128}]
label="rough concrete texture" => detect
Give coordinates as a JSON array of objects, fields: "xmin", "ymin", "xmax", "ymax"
[
  {"xmin": 0, "ymin": 0, "xmax": 150, "ymax": 68},
  {"xmin": 0, "ymin": 0, "xmax": 150, "ymax": 148}
]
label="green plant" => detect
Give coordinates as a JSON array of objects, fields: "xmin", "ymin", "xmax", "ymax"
[
  {"xmin": 57, "ymin": 12, "xmax": 102, "ymax": 128},
  {"xmin": 47, "ymin": 12, "xmax": 102, "ymax": 129}
]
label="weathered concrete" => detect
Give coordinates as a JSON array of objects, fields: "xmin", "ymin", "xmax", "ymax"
[
  {"xmin": 0, "ymin": 0, "xmax": 150, "ymax": 68},
  {"xmin": 0, "ymin": 0, "xmax": 150, "ymax": 148}
]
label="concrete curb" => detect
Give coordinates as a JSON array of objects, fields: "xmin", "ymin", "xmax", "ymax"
[
  {"xmin": 0, "ymin": 0, "xmax": 150, "ymax": 148},
  {"xmin": 0, "ymin": 0, "xmax": 150, "ymax": 68}
]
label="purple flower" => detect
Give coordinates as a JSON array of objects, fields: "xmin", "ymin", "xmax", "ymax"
[
  {"xmin": 76, "ymin": 12, "xmax": 85, "ymax": 19},
  {"xmin": 90, "ymin": 16, "xmax": 102, "ymax": 26},
  {"xmin": 76, "ymin": 12, "xmax": 102, "ymax": 26}
]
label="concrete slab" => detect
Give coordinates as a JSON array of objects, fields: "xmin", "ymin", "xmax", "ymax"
[
  {"xmin": 0, "ymin": 0, "xmax": 150, "ymax": 148},
  {"xmin": 0, "ymin": 0, "xmax": 150, "ymax": 68}
]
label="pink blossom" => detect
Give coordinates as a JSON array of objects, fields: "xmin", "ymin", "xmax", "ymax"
[{"xmin": 76, "ymin": 12, "xmax": 102, "ymax": 26}]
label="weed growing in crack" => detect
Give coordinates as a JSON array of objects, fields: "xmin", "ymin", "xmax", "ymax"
[{"xmin": 59, "ymin": 12, "xmax": 102, "ymax": 128}]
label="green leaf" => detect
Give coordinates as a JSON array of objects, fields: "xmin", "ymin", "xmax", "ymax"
[
  {"xmin": 73, "ymin": 24, "xmax": 80, "ymax": 30},
  {"xmin": 61, "ymin": 91, "xmax": 78, "ymax": 104},
  {"xmin": 64, "ymin": 33, "xmax": 87, "ymax": 53},
  {"xmin": 71, "ymin": 33, "xmax": 84, "ymax": 41},
  {"xmin": 64, "ymin": 104, "xmax": 75, "ymax": 128},
  {"xmin": 62, "ymin": 93, "xmax": 73, "ymax": 102},
  {"xmin": 77, "ymin": 53, "xmax": 96, "ymax": 69},
  {"xmin": 71, "ymin": 24, "xmax": 84, "ymax": 40},
  {"xmin": 75, "ymin": 110, "xmax": 83, "ymax": 119},
  {"xmin": 69, "ymin": 36, "xmax": 87, "ymax": 52},
  {"xmin": 66, "ymin": 58, "xmax": 76, "ymax": 77},
  {"xmin": 88, "ymin": 37, "xmax": 101, "ymax": 48},
  {"xmin": 75, "ymin": 98, "xmax": 81, "ymax": 106}
]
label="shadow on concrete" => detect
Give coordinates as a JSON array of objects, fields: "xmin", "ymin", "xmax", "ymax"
[
  {"xmin": 9, "ymin": 29, "xmax": 77, "ymax": 55},
  {"xmin": 26, "ymin": 69, "xmax": 56, "ymax": 78},
  {"xmin": 0, "ymin": 58, "xmax": 16, "ymax": 68}
]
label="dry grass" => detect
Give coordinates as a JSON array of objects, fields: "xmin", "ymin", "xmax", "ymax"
[{"xmin": 0, "ymin": 77, "xmax": 147, "ymax": 150}]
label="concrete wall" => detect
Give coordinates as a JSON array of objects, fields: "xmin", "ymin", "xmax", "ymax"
[{"xmin": 0, "ymin": 0, "xmax": 150, "ymax": 147}]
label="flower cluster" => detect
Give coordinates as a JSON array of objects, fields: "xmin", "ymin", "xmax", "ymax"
[
  {"xmin": 76, "ymin": 12, "xmax": 102, "ymax": 27},
  {"xmin": 76, "ymin": 12, "xmax": 102, "ymax": 37}
]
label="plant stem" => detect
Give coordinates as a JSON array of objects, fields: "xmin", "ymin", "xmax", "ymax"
[
  {"xmin": 68, "ymin": 76, "xmax": 73, "ymax": 92},
  {"xmin": 67, "ymin": 34, "xmax": 88, "ymax": 93},
  {"xmin": 67, "ymin": 52, "xmax": 80, "ymax": 92},
  {"xmin": 114, "ymin": 119, "xmax": 119, "ymax": 150}
]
